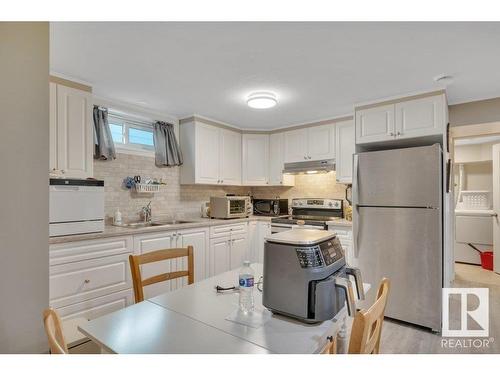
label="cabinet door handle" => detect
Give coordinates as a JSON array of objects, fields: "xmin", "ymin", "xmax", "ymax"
[
  {"xmin": 221, "ymin": 180, "xmax": 224, "ymax": 183},
  {"xmin": 389, "ymin": 132, "xmax": 395, "ymax": 137},
  {"xmin": 61, "ymin": 170, "xmax": 65, "ymax": 174},
  {"xmin": 303, "ymin": 156, "xmax": 307, "ymax": 160},
  {"xmin": 397, "ymin": 131, "xmax": 402, "ymax": 136},
  {"xmin": 84, "ymin": 279, "xmax": 90, "ymax": 284}
]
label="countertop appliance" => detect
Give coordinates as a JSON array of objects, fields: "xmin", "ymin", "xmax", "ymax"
[
  {"xmin": 210, "ymin": 196, "xmax": 251, "ymax": 219},
  {"xmin": 353, "ymin": 144, "xmax": 443, "ymax": 331},
  {"xmin": 253, "ymin": 198, "xmax": 288, "ymax": 216},
  {"xmin": 49, "ymin": 178, "xmax": 104, "ymax": 237},
  {"xmin": 270, "ymin": 198, "xmax": 343, "ymax": 233},
  {"xmin": 262, "ymin": 229, "xmax": 364, "ymax": 323}
]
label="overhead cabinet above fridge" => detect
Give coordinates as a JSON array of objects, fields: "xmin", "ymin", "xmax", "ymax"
[{"xmin": 355, "ymin": 92, "xmax": 447, "ymax": 145}]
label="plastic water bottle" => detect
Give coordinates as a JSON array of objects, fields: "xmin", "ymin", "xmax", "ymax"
[{"xmin": 238, "ymin": 261, "xmax": 255, "ymax": 313}]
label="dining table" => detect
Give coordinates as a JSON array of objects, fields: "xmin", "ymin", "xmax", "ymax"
[{"xmin": 78, "ymin": 263, "xmax": 369, "ymax": 354}]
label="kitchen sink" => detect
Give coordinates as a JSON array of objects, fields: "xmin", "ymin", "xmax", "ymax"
[{"xmin": 113, "ymin": 220, "xmax": 197, "ymax": 228}]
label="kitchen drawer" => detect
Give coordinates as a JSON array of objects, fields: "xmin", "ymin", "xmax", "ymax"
[
  {"xmin": 210, "ymin": 222, "xmax": 248, "ymax": 238},
  {"xmin": 55, "ymin": 289, "xmax": 134, "ymax": 321},
  {"xmin": 50, "ymin": 235, "xmax": 134, "ymax": 265},
  {"xmin": 50, "ymin": 253, "xmax": 132, "ymax": 308}
]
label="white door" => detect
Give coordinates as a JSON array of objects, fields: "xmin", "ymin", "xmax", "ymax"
[
  {"xmin": 395, "ymin": 95, "xmax": 445, "ymax": 139},
  {"xmin": 355, "ymin": 104, "xmax": 395, "ymax": 144},
  {"xmin": 242, "ymin": 134, "xmax": 269, "ymax": 185},
  {"xmin": 196, "ymin": 123, "xmax": 220, "ymax": 184},
  {"xmin": 220, "ymin": 128, "xmax": 242, "ymax": 185},
  {"xmin": 493, "ymin": 143, "xmax": 500, "ymax": 274},
  {"xmin": 178, "ymin": 228, "xmax": 208, "ymax": 283},
  {"xmin": 230, "ymin": 235, "xmax": 248, "ymax": 270},
  {"xmin": 284, "ymin": 128, "xmax": 308, "ymax": 162},
  {"xmin": 335, "ymin": 119, "xmax": 355, "ymax": 183},
  {"xmin": 133, "ymin": 231, "xmax": 176, "ymax": 298},
  {"xmin": 307, "ymin": 124, "xmax": 335, "ymax": 161},
  {"xmin": 209, "ymin": 237, "xmax": 231, "ymax": 276},
  {"xmin": 55, "ymin": 84, "xmax": 93, "ymax": 178}
]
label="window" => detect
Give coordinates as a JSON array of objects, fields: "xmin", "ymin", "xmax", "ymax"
[{"xmin": 108, "ymin": 112, "xmax": 155, "ymax": 155}]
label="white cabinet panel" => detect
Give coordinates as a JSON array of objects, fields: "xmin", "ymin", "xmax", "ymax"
[
  {"xmin": 178, "ymin": 227, "xmax": 209, "ymax": 282},
  {"xmin": 269, "ymin": 133, "xmax": 295, "ymax": 186},
  {"xmin": 257, "ymin": 222, "xmax": 271, "ymax": 263},
  {"xmin": 395, "ymin": 95, "xmax": 445, "ymax": 139},
  {"xmin": 49, "ymin": 82, "xmax": 58, "ymax": 173},
  {"xmin": 50, "ymin": 253, "xmax": 132, "ymax": 308},
  {"xmin": 210, "ymin": 237, "xmax": 231, "ymax": 276},
  {"xmin": 56, "ymin": 289, "xmax": 134, "ymax": 321},
  {"xmin": 284, "ymin": 128, "xmax": 308, "ymax": 163},
  {"xmin": 210, "ymin": 222, "xmax": 248, "ymax": 238},
  {"xmin": 52, "ymin": 84, "xmax": 93, "ymax": 178},
  {"xmin": 242, "ymin": 134, "xmax": 269, "ymax": 185},
  {"xmin": 355, "ymin": 104, "xmax": 395, "ymax": 144},
  {"xmin": 196, "ymin": 123, "xmax": 220, "ymax": 184},
  {"xmin": 307, "ymin": 124, "xmax": 335, "ymax": 161},
  {"xmin": 335, "ymin": 119, "xmax": 354, "ymax": 184},
  {"xmin": 230, "ymin": 235, "xmax": 248, "ymax": 270},
  {"xmin": 220, "ymin": 128, "xmax": 242, "ymax": 185}
]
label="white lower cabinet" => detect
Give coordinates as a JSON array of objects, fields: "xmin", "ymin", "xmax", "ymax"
[
  {"xmin": 209, "ymin": 223, "xmax": 248, "ymax": 276},
  {"xmin": 328, "ymin": 225, "xmax": 355, "ymax": 267}
]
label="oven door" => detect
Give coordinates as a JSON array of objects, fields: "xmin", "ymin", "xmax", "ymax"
[
  {"xmin": 228, "ymin": 199, "xmax": 247, "ymax": 217},
  {"xmin": 254, "ymin": 200, "xmax": 273, "ymax": 215},
  {"xmin": 271, "ymin": 223, "xmax": 324, "ymax": 234}
]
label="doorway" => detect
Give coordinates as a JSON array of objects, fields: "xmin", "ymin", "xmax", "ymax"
[{"xmin": 450, "ymin": 122, "xmax": 500, "ymax": 280}]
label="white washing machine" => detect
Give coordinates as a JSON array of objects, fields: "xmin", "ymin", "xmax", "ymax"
[{"xmin": 455, "ymin": 209, "xmax": 494, "ymax": 264}]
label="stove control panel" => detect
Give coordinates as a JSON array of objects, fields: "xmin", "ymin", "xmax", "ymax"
[{"xmin": 292, "ymin": 198, "xmax": 342, "ymax": 210}]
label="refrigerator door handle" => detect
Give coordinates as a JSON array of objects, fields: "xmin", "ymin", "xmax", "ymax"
[{"xmin": 352, "ymin": 154, "xmax": 359, "ymax": 257}]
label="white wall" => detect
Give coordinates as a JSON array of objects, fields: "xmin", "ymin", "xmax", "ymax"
[{"xmin": 0, "ymin": 23, "xmax": 49, "ymax": 353}]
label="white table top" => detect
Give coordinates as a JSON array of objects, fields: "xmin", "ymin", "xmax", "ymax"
[
  {"xmin": 149, "ymin": 263, "xmax": 344, "ymax": 354},
  {"xmin": 78, "ymin": 300, "xmax": 269, "ymax": 354},
  {"xmin": 79, "ymin": 263, "xmax": 367, "ymax": 354}
]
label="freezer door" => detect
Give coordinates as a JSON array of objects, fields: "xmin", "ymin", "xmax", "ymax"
[
  {"xmin": 354, "ymin": 206, "xmax": 442, "ymax": 331},
  {"xmin": 355, "ymin": 144, "xmax": 442, "ymax": 208}
]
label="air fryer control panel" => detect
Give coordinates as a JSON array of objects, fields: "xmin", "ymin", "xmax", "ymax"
[{"xmin": 295, "ymin": 236, "xmax": 344, "ymax": 268}]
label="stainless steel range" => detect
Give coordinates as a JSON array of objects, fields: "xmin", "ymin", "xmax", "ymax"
[{"xmin": 270, "ymin": 198, "xmax": 343, "ymax": 233}]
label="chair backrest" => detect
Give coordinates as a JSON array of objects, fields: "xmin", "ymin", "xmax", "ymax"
[
  {"xmin": 129, "ymin": 246, "xmax": 194, "ymax": 303},
  {"xmin": 348, "ymin": 277, "xmax": 391, "ymax": 354},
  {"xmin": 43, "ymin": 308, "xmax": 68, "ymax": 354}
]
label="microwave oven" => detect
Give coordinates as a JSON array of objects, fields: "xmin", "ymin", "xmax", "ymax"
[
  {"xmin": 253, "ymin": 198, "xmax": 288, "ymax": 216},
  {"xmin": 210, "ymin": 196, "xmax": 251, "ymax": 219}
]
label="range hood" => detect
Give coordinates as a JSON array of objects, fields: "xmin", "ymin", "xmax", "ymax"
[{"xmin": 283, "ymin": 159, "xmax": 335, "ymax": 175}]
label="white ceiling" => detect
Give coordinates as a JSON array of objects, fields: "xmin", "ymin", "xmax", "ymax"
[{"xmin": 50, "ymin": 22, "xmax": 500, "ymax": 130}]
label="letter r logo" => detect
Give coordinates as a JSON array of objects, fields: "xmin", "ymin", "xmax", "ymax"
[{"xmin": 442, "ymin": 288, "xmax": 489, "ymax": 337}]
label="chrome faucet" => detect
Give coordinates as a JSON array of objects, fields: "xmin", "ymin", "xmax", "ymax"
[{"xmin": 142, "ymin": 201, "xmax": 152, "ymax": 223}]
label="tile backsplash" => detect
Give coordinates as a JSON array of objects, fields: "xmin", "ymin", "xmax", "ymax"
[{"xmin": 94, "ymin": 153, "xmax": 348, "ymax": 221}]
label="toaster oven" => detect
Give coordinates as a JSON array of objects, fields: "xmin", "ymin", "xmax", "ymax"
[{"xmin": 210, "ymin": 196, "xmax": 251, "ymax": 219}]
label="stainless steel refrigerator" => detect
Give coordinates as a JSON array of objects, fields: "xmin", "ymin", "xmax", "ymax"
[{"xmin": 353, "ymin": 144, "xmax": 442, "ymax": 332}]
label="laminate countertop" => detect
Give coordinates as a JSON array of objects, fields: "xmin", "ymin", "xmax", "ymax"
[{"xmin": 49, "ymin": 215, "xmax": 275, "ymax": 244}]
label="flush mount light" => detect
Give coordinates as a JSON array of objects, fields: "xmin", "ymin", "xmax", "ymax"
[{"xmin": 246, "ymin": 92, "xmax": 277, "ymax": 109}]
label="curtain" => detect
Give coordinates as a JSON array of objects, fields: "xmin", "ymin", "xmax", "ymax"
[
  {"xmin": 93, "ymin": 106, "xmax": 116, "ymax": 160},
  {"xmin": 153, "ymin": 121, "xmax": 183, "ymax": 167}
]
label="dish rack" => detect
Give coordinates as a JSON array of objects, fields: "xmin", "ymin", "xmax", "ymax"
[
  {"xmin": 459, "ymin": 191, "xmax": 492, "ymax": 210},
  {"xmin": 135, "ymin": 183, "xmax": 161, "ymax": 193}
]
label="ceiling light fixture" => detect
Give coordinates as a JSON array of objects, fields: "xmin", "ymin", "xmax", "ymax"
[{"xmin": 246, "ymin": 92, "xmax": 277, "ymax": 109}]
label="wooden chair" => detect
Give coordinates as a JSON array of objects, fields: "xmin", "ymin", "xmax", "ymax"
[
  {"xmin": 347, "ymin": 277, "xmax": 391, "ymax": 354},
  {"xmin": 43, "ymin": 308, "xmax": 68, "ymax": 354},
  {"xmin": 129, "ymin": 246, "xmax": 194, "ymax": 303}
]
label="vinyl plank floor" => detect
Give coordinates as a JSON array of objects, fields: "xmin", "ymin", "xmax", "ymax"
[{"xmin": 375, "ymin": 264, "xmax": 500, "ymax": 354}]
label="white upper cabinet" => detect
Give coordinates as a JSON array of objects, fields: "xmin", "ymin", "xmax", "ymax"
[
  {"xmin": 50, "ymin": 82, "xmax": 93, "ymax": 178},
  {"xmin": 284, "ymin": 124, "xmax": 335, "ymax": 163},
  {"xmin": 355, "ymin": 104, "xmax": 395, "ymax": 144},
  {"xmin": 220, "ymin": 128, "xmax": 242, "ymax": 185},
  {"xmin": 395, "ymin": 95, "xmax": 445, "ymax": 139},
  {"xmin": 180, "ymin": 119, "xmax": 242, "ymax": 185},
  {"xmin": 269, "ymin": 133, "xmax": 295, "ymax": 186},
  {"xmin": 355, "ymin": 93, "xmax": 447, "ymax": 145},
  {"xmin": 307, "ymin": 124, "xmax": 336, "ymax": 161},
  {"xmin": 335, "ymin": 119, "xmax": 355, "ymax": 184},
  {"xmin": 242, "ymin": 134, "xmax": 270, "ymax": 185},
  {"xmin": 284, "ymin": 128, "xmax": 308, "ymax": 163}
]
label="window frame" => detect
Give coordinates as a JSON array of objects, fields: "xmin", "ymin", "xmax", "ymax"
[{"xmin": 108, "ymin": 112, "xmax": 155, "ymax": 157}]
